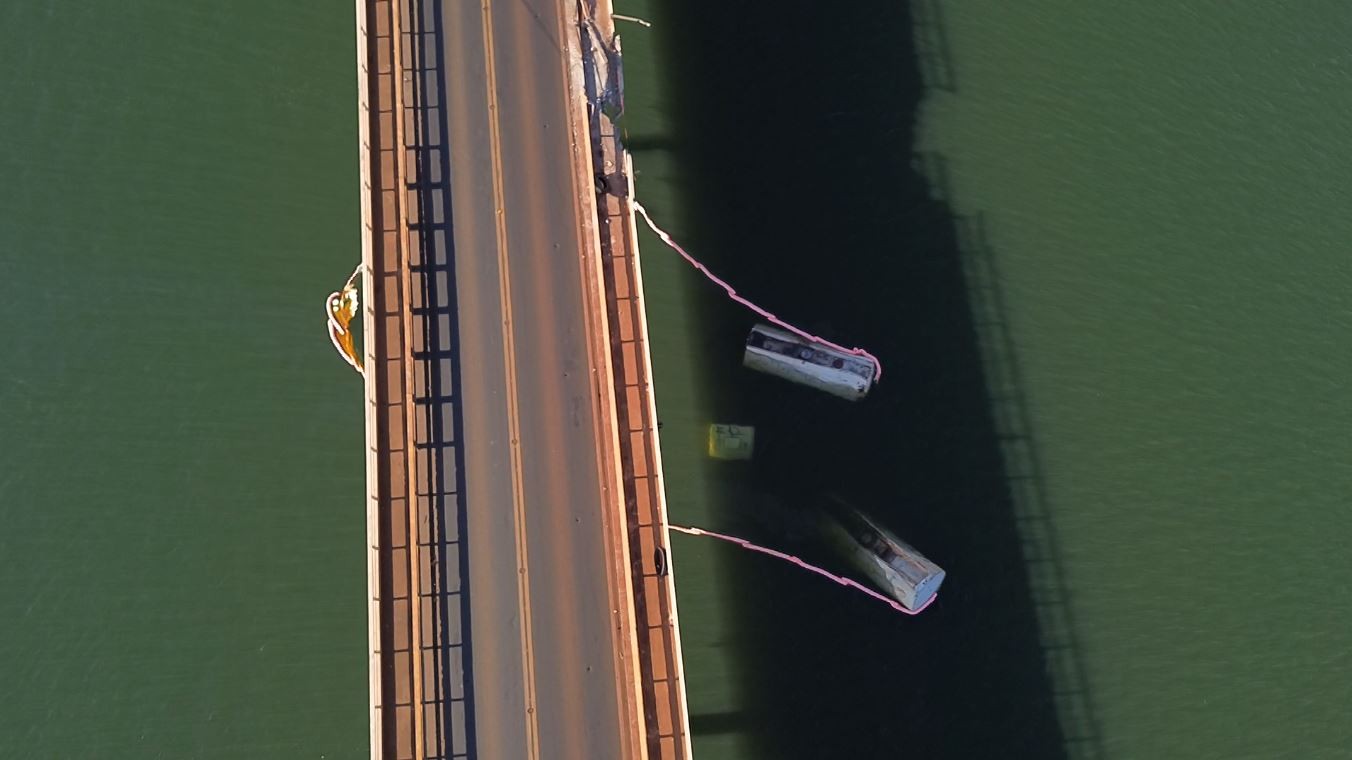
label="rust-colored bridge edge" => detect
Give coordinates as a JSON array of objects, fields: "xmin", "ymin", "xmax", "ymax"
[{"xmin": 579, "ymin": 2, "xmax": 695, "ymax": 758}]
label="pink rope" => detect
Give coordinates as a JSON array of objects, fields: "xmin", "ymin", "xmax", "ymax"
[
  {"xmin": 632, "ymin": 201, "xmax": 883, "ymax": 383},
  {"xmin": 668, "ymin": 524, "xmax": 935, "ymax": 616}
]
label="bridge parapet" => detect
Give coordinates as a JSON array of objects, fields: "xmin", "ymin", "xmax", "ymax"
[{"xmin": 579, "ymin": 3, "xmax": 694, "ymax": 758}]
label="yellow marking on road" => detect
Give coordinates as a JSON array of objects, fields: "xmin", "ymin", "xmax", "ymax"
[{"xmin": 482, "ymin": 1, "xmax": 542, "ymax": 757}]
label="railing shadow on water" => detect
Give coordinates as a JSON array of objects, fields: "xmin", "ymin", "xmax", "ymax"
[
  {"xmin": 641, "ymin": 0, "xmax": 1100, "ymax": 757},
  {"xmin": 635, "ymin": 1, "xmax": 1119, "ymax": 757},
  {"xmin": 921, "ymin": 150, "xmax": 1106, "ymax": 760},
  {"xmin": 911, "ymin": 0, "xmax": 959, "ymax": 94}
]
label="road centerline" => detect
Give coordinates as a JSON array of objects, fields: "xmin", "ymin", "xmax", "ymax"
[{"xmin": 480, "ymin": 1, "xmax": 542, "ymax": 757}]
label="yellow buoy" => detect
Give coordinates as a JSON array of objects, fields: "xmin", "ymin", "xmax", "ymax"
[{"xmin": 707, "ymin": 423, "xmax": 755, "ymax": 460}]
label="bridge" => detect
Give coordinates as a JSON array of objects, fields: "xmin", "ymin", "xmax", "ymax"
[{"xmin": 353, "ymin": 0, "xmax": 691, "ymax": 758}]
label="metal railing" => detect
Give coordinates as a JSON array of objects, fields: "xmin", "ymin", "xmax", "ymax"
[
  {"xmin": 360, "ymin": 0, "xmax": 472, "ymax": 757},
  {"xmin": 403, "ymin": 1, "xmax": 476, "ymax": 757}
]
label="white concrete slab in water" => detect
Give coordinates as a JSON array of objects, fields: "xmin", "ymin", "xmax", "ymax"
[{"xmin": 742, "ymin": 323, "xmax": 876, "ymax": 401}]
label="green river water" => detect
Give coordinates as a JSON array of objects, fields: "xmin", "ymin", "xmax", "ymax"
[
  {"xmin": 2, "ymin": 3, "xmax": 366, "ymax": 757},
  {"xmin": 917, "ymin": 3, "xmax": 1352, "ymax": 758},
  {"xmin": 3, "ymin": 1, "xmax": 1350, "ymax": 758}
]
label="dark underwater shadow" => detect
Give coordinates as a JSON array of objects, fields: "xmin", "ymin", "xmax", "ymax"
[{"xmin": 644, "ymin": 1, "xmax": 1099, "ymax": 757}]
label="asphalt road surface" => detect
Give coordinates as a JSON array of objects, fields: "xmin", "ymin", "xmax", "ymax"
[{"xmin": 437, "ymin": 1, "xmax": 636, "ymax": 758}]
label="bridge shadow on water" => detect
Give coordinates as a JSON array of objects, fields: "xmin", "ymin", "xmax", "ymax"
[{"xmin": 643, "ymin": 1, "xmax": 1103, "ymax": 758}]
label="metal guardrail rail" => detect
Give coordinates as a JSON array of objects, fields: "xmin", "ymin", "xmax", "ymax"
[
  {"xmin": 402, "ymin": 1, "xmax": 476, "ymax": 756},
  {"xmin": 360, "ymin": 0, "xmax": 425, "ymax": 756},
  {"xmin": 359, "ymin": 1, "xmax": 472, "ymax": 758}
]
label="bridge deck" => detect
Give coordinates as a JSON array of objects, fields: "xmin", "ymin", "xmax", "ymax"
[{"xmin": 356, "ymin": 0, "xmax": 688, "ymax": 758}]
